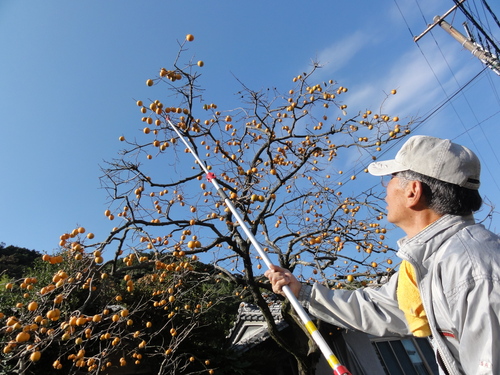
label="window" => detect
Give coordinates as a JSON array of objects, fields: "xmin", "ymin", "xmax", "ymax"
[{"xmin": 372, "ymin": 337, "xmax": 439, "ymax": 375}]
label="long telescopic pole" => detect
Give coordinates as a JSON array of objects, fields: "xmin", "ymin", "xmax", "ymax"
[{"xmin": 166, "ymin": 117, "xmax": 351, "ymax": 375}]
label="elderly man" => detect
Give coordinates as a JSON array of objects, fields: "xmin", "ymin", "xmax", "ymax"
[{"xmin": 266, "ymin": 135, "xmax": 500, "ymax": 375}]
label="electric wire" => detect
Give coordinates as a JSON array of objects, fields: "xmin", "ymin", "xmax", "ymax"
[
  {"xmin": 470, "ymin": 0, "xmax": 500, "ymax": 41},
  {"xmin": 486, "ymin": 64, "xmax": 500, "ymax": 104},
  {"xmin": 382, "ymin": 0, "xmax": 500, "ymax": 197},
  {"xmin": 466, "ymin": 0, "xmax": 492, "ymax": 52},
  {"xmin": 481, "ymin": 0, "xmax": 500, "ymax": 30},
  {"xmin": 334, "ymin": 67, "xmax": 490, "ymax": 193},
  {"xmin": 400, "ymin": 0, "xmax": 500, "ymax": 188},
  {"xmin": 442, "ymin": 1, "xmax": 500, "ymax": 193},
  {"xmin": 453, "ymin": 0, "xmax": 500, "ymax": 55},
  {"xmin": 422, "ymin": 16, "xmax": 500, "ymax": 195}
]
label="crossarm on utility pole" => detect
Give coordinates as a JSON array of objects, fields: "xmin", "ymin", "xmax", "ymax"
[{"xmin": 413, "ymin": 0, "xmax": 466, "ymax": 42}]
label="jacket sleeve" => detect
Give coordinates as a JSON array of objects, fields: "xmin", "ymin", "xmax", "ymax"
[{"xmin": 299, "ymin": 273, "xmax": 411, "ymax": 337}]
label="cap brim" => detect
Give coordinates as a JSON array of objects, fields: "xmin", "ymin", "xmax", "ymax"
[{"xmin": 368, "ymin": 160, "xmax": 408, "ymax": 176}]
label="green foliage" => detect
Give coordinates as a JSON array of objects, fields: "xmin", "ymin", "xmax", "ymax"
[
  {"xmin": 0, "ymin": 242, "xmax": 40, "ymax": 280},
  {"xmin": 0, "ymin": 243, "xmax": 246, "ymax": 375},
  {"xmin": 0, "ymin": 274, "xmax": 17, "ymax": 315}
]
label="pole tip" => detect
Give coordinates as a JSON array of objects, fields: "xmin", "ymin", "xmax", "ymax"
[{"xmin": 333, "ymin": 365, "xmax": 351, "ymax": 375}]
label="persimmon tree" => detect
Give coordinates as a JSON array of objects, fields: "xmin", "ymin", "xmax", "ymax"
[
  {"xmin": 0, "ymin": 245, "xmax": 242, "ymax": 374},
  {"xmin": 0, "ymin": 34, "xmax": 414, "ymax": 375}
]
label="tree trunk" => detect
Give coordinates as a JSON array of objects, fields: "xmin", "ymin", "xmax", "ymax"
[{"xmin": 282, "ymin": 301, "xmax": 321, "ymax": 375}]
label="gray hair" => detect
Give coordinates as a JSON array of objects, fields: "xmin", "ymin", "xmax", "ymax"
[{"xmin": 397, "ymin": 170, "xmax": 482, "ymax": 216}]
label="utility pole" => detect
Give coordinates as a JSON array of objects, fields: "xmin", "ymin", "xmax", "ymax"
[
  {"xmin": 434, "ymin": 16, "xmax": 500, "ymax": 76},
  {"xmin": 414, "ymin": 1, "xmax": 500, "ymax": 76}
]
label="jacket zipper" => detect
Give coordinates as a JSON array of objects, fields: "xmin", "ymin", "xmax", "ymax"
[{"xmin": 409, "ymin": 259, "xmax": 455, "ymax": 375}]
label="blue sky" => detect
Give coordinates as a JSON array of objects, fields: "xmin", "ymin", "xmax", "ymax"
[{"xmin": 1, "ymin": 0, "xmax": 500, "ymax": 254}]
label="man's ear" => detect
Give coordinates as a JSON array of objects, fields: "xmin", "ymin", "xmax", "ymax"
[{"xmin": 405, "ymin": 180, "xmax": 425, "ymax": 209}]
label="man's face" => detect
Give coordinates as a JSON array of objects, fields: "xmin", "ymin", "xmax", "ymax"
[{"xmin": 384, "ymin": 174, "xmax": 407, "ymax": 226}]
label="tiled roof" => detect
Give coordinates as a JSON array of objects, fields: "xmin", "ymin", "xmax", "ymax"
[{"xmin": 227, "ymin": 294, "xmax": 289, "ymax": 352}]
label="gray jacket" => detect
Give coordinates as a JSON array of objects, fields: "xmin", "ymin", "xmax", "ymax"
[{"xmin": 298, "ymin": 215, "xmax": 500, "ymax": 374}]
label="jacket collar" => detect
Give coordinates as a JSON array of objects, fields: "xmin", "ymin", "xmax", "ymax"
[{"xmin": 396, "ymin": 214, "xmax": 475, "ymax": 271}]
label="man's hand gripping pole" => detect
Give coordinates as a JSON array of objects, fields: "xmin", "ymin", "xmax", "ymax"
[{"xmin": 166, "ymin": 117, "xmax": 351, "ymax": 375}]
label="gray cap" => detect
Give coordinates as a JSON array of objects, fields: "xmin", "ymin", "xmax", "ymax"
[{"xmin": 368, "ymin": 135, "xmax": 481, "ymax": 190}]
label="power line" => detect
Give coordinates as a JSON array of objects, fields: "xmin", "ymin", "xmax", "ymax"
[
  {"xmin": 481, "ymin": 0, "xmax": 500, "ymax": 30},
  {"xmin": 390, "ymin": 0, "xmax": 500, "ymax": 197},
  {"xmin": 454, "ymin": 0, "xmax": 500, "ymax": 55}
]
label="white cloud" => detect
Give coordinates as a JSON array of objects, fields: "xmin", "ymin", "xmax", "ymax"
[
  {"xmin": 306, "ymin": 31, "xmax": 371, "ymax": 75},
  {"xmin": 388, "ymin": 0, "xmax": 443, "ymax": 25},
  {"xmin": 344, "ymin": 37, "xmax": 479, "ymax": 123}
]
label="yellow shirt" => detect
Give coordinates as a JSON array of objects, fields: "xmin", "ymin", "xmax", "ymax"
[{"xmin": 397, "ymin": 260, "xmax": 431, "ymax": 337}]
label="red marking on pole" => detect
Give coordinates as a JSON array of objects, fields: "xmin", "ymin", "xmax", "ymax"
[
  {"xmin": 333, "ymin": 365, "xmax": 351, "ymax": 375},
  {"xmin": 206, "ymin": 172, "xmax": 216, "ymax": 182}
]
